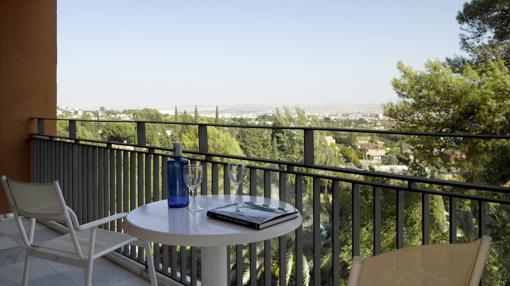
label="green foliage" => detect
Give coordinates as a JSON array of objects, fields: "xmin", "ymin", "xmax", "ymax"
[
  {"xmin": 333, "ymin": 133, "xmax": 357, "ymax": 148},
  {"xmin": 271, "ymin": 107, "xmax": 304, "ymax": 162},
  {"xmin": 102, "ymin": 122, "xmax": 135, "ymax": 143},
  {"xmin": 457, "ymin": 0, "xmax": 510, "ymax": 45},
  {"xmin": 131, "ymin": 108, "xmax": 164, "ymax": 121},
  {"xmin": 236, "ymin": 121, "xmax": 273, "ymax": 158},
  {"xmin": 183, "ymin": 126, "xmax": 244, "ymax": 156},
  {"xmin": 337, "ymin": 145, "xmax": 361, "ymax": 168},
  {"xmin": 385, "ymin": 53, "xmax": 510, "ymax": 285},
  {"xmin": 448, "ymin": 0, "xmax": 510, "ymax": 69},
  {"xmin": 385, "ymin": 59, "xmax": 510, "ymax": 184}
]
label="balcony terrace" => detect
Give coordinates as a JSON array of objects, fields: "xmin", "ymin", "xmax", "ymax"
[{"xmin": 2, "ymin": 1, "xmax": 510, "ymax": 285}]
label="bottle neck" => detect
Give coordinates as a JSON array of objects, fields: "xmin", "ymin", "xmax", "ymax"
[{"xmin": 174, "ymin": 142, "xmax": 182, "ymax": 157}]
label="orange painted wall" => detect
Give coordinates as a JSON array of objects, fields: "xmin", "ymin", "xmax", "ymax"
[{"xmin": 0, "ymin": 1, "xmax": 57, "ymax": 214}]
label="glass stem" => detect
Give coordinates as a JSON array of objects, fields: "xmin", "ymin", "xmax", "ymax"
[{"xmin": 192, "ymin": 188, "xmax": 197, "ymax": 207}]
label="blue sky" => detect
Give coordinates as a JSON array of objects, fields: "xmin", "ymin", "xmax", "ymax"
[{"xmin": 57, "ymin": 0, "xmax": 467, "ymax": 109}]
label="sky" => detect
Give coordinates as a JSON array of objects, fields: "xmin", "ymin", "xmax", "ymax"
[{"xmin": 57, "ymin": 0, "xmax": 467, "ymax": 109}]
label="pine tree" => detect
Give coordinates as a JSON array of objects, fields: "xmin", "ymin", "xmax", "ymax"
[{"xmin": 194, "ymin": 106, "xmax": 199, "ymax": 122}]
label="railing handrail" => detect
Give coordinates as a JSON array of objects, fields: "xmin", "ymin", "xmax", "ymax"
[
  {"xmin": 31, "ymin": 133, "xmax": 510, "ymax": 196},
  {"xmin": 30, "ymin": 117, "xmax": 510, "ymax": 139}
]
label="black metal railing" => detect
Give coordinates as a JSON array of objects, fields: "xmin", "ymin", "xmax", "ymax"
[{"xmin": 30, "ymin": 117, "xmax": 510, "ymax": 285}]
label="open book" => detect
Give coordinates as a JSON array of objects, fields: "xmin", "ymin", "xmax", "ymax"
[{"xmin": 207, "ymin": 201, "xmax": 298, "ymax": 230}]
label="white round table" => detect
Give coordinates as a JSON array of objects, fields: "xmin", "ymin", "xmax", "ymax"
[{"xmin": 124, "ymin": 195, "xmax": 302, "ymax": 286}]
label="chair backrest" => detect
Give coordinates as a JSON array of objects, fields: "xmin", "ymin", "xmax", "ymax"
[
  {"xmin": 1, "ymin": 176, "xmax": 84, "ymax": 257},
  {"xmin": 2, "ymin": 177, "xmax": 68, "ymax": 222},
  {"xmin": 348, "ymin": 236, "xmax": 492, "ymax": 286}
]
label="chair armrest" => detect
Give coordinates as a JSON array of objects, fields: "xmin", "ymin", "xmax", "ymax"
[
  {"xmin": 66, "ymin": 206, "xmax": 80, "ymax": 230},
  {"xmin": 77, "ymin": 213, "xmax": 128, "ymax": 231}
]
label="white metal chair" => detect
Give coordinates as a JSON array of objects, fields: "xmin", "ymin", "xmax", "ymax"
[
  {"xmin": 347, "ymin": 236, "xmax": 492, "ymax": 286},
  {"xmin": 0, "ymin": 176, "xmax": 157, "ymax": 286}
]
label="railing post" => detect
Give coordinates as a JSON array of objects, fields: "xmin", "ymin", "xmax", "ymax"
[
  {"xmin": 478, "ymin": 200, "xmax": 486, "ymax": 238},
  {"xmin": 332, "ymin": 181, "xmax": 341, "ymax": 285},
  {"xmin": 416, "ymin": 181, "xmax": 430, "ymax": 245},
  {"xmin": 397, "ymin": 185, "xmax": 405, "ymax": 249},
  {"xmin": 37, "ymin": 118, "xmax": 45, "ymax": 135},
  {"xmin": 373, "ymin": 186, "xmax": 382, "ymax": 255},
  {"xmin": 313, "ymin": 178, "xmax": 322, "ymax": 285},
  {"xmin": 69, "ymin": 120, "xmax": 77, "ymax": 139},
  {"xmin": 304, "ymin": 129, "xmax": 314, "ymax": 166},
  {"xmin": 137, "ymin": 122, "xmax": 146, "ymax": 146},
  {"xmin": 198, "ymin": 124, "xmax": 208, "ymax": 153},
  {"xmin": 449, "ymin": 196, "xmax": 457, "ymax": 243},
  {"xmin": 352, "ymin": 183, "xmax": 360, "ymax": 256},
  {"xmin": 294, "ymin": 175, "xmax": 303, "ymax": 286},
  {"xmin": 198, "ymin": 124, "xmax": 208, "ymax": 193}
]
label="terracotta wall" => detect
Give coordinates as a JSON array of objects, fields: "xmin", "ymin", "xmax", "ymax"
[{"xmin": 0, "ymin": 1, "xmax": 57, "ymax": 214}]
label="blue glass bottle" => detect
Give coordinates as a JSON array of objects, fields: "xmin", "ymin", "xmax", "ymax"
[{"xmin": 167, "ymin": 142, "xmax": 189, "ymax": 208}]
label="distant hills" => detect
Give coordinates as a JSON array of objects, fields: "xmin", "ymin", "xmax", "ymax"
[{"xmin": 161, "ymin": 104, "xmax": 384, "ymax": 115}]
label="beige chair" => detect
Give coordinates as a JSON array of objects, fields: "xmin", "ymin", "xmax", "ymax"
[
  {"xmin": 0, "ymin": 176, "xmax": 157, "ymax": 286},
  {"xmin": 347, "ymin": 236, "xmax": 492, "ymax": 286}
]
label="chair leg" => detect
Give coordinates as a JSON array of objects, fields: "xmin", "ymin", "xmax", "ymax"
[
  {"xmin": 84, "ymin": 259, "xmax": 94, "ymax": 286},
  {"xmin": 22, "ymin": 253, "xmax": 31, "ymax": 286},
  {"xmin": 143, "ymin": 241, "xmax": 158, "ymax": 286}
]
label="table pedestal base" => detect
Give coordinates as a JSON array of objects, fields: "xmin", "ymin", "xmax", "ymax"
[{"xmin": 201, "ymin": 246, "xmax": 227, "ymax": 286}]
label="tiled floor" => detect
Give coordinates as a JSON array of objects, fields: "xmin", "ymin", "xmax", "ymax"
[{"xmin": 0, "ymin": 217, "xmax": 150, "ymax": 286}]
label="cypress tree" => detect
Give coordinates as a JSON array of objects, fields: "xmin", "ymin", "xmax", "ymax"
[{"xmin": 194, "ymin": 105, "xmax": 199, "ymax": 122}]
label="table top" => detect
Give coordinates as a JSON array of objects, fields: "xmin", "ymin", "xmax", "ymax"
[{"xmin": 124, "ymin": 195, "xmax": 302, "ymax": 247}]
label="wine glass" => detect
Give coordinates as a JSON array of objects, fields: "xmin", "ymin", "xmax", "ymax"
[
  {"xmin": 228, "ymin": 163, "xmax": 246, "ymax": 193},
  {"xmin": 184, "ymin": 162, "xmax": 203, "ymax": 212},
  {"xmin": 228, "ymin": 163, "xmax": 246, "ymax": 212}
]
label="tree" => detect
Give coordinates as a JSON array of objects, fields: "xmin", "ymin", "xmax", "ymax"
[
  {"xmin": 385, "ymin": 59, "xmax": 510, "ymax": 284},
  {"xmin": 271, "ymin": 107, "xmax": 302, "ymax": 162},
  {"xmin": 457, "ymin": 0, "xmax": 510, "ymax": 45},
  {"xmin": 234, "ymin": 119, "xmax": 273, "ymax": 158},
  {"xmin": 385, "ymin": 59, "xmax": 510, "ymax": 184},
  {"xmin": 131, "ymin": 108, "xmax": 164, "ymax": 121},
  {"xmin": 102, "ymin": 122, "xmax": 136, "ymax": 143},
  {"xmin": 449, "ymin": 0, "xmax": 510, "ymax": 68},
  {"xmin": 194, "ymin": 106, "xmax": 199, "ymax": 123},
  {"xmin": 180, "ymin": 125, "xmax": 244, "ymax": 156}
]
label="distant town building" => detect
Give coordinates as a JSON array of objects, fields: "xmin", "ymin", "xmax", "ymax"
[
  {"xmin": 365, "ymin": 147, "xmax": 386, "ymax": 160},
  {"xmin": 373, "ymin": 165, "xmax": 408, "ymax": 173},
  {"xmin": 357, "ymin": 137, "xmax": 386, "ymax": 161},
  {"xmin": 323, "ymin": 135, "xmax": 336, "ymax": 145}
]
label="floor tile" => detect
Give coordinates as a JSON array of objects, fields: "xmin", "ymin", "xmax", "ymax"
[
  {"xmin": 0, "ymin": 246, "xmax": 25, "ymax": 266},
  {"xmin": 0, "ymin": 218, "xmax": 42, "ymax": 235},
  {"xmin": 0, "ymin": 236, "xmax": 19, "ymax": 250},
  {"xmin": 0, "ymin": 259, "xmax": 58, "ymax": 284},
  {"xmin": 44, "ymin": 258, "xmax": 80, "ymax": 273},
  {"xmin": 0, "ymin": 219, "xmax": 151, "ymax": 286},
  {"xmin": 9, "ymin": 272, "xmax": 80, "ymax": 286},
  {"xmin": 108, "ymin": 277, "xmax": 150, "ymax": 286},
  {"xmin": 8, "ymin": 227, "xmax": 61, "ymax": 246},
  {"xmin": 59, "ymin": 259, "xmax": 148, "ymax": 286}
]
